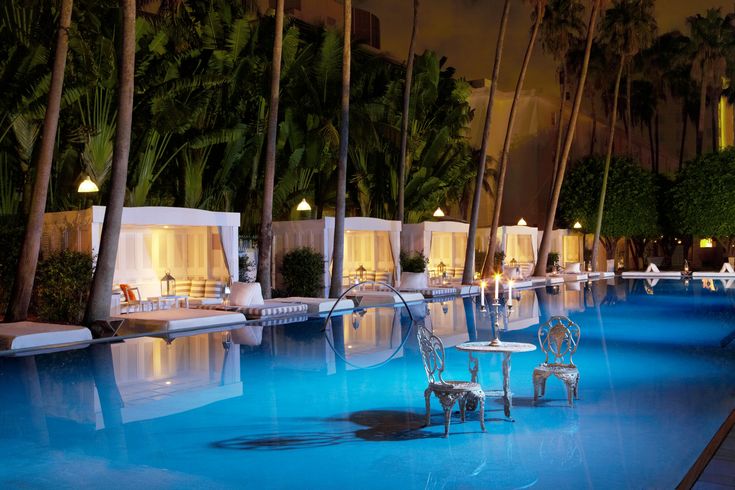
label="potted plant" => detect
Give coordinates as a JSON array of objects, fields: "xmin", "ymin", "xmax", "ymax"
[
  {"xmin": 399, "ymin": 250, "xmax": 429, "ymax": 289},
  {"xmin": 493, "ymin": 250, "xmax": 506, "ymax": 274}
]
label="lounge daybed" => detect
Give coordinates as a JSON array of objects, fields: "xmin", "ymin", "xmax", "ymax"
[
  {"xmin": 622, "ymin": 263, "xmax": 681, "ymax": 279},
  {"xmin": 692, "ymin": 262, "xmax": 735, "ymax": 279},
  {"xmin": 561, "ymin": 262, "xmax": 588, "ymax": 281},
  {"xmin": 276, "ymin": 297, "xmax": 354, "ymax": 314},
  {"xmin": 530, "ymin": 276, "xmax": 565, "ymax": 286},
  {"xmin": 119, "ymin": 309, "xmax": 246, "ymax": 332},
  {"xmin": 0, "ymin": 322, "xmax": 92, "ymax": 351},
  {"xmin": 192, "ymin": 282, "xmax": 310, "ymax": 318},
  {"xmin": 396, "ymin": 272, "xmax": 459, "ymax": 298},
  {"xmin": 346, "ymin": 290, "xmax": 424, "ymax": 306}
]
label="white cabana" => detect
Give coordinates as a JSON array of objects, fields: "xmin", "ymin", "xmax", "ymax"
[
  {"xmin": 477, "ymin": 225, "xmax": 539, "ymax": 277},
  {"xmin": 41, "ymin": 206, "xmax": 240, "ymax": 299},
  {"xmin": 272, "ymin": 217, "xmax": 402, "ymax": 296},
  {"xmin": 402, "ymin": 220, "xmax": 469, "ymax": 279},
  {"xmin": 548, "ymin": 228, "xmax": 585, "ymax": 268}
]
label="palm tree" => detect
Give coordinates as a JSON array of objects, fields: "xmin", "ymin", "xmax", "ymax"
[
  {"xmin": 688, "ymin": 9, "xmax": 733, "ymax": 155},
  {"xmin": 329, "ymin": 0, "xmax": 351, "ymax": 299},
  {"xmin": 540, "ymin": 0, "xmax": 584, "ymax": 198},
  {"xmin": 5, "ymin": 0, "xmax": 73, "ymax": 322},
  {"xmin": 83, "ymin": 0, "xmax": 136, "ymax": 325},
  {"xmin": 534, "ymin": 0, "xmax": 603, "ymax": 277},
  {"xmin": 461, "ymin": 0, "xmax": 511, "ymax": 284},
  {"xmin": 483, "ymin": 0, "xmax": 547, "ymax": 277},
  {"xmin": 256, "ymin": 0, "xmax": 285, "ymax": 299},
  {"xmin": 590, "ymin": 0, "xmax": 656, "ymax": 271},
  {"xmin": 397, "ymin": 0, "xmax": 419, "ymax": 224}
]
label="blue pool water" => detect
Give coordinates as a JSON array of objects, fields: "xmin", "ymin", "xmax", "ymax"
[{"xmin": 0, "ymin": 279, "xmax": 733, "ymax": 488}]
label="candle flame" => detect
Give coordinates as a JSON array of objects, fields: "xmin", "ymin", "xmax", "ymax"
[{"xmin": 480, "ymin": 280, "xmax": 486, "ymax": 288}]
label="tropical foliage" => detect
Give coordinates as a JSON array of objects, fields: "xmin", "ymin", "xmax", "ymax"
[{"xmin": 0, "ymin": 0, "xmax": 475, "ymax": 235}]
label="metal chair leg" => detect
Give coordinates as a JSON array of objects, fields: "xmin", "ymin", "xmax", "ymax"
[
  {"xmin": 443, "ymin": 407, "xmax": 452, "ymax": 437},
  {"xmin": 459, "ymin": 397, "xmax": 466, "ymax": 422},
  {"xmin": 424, "ymin": 388, "xmax": 432, "ymax": 427},
  {"xmin": 478, "ymin": 395, "xmax": 486, "ymax": 432}
]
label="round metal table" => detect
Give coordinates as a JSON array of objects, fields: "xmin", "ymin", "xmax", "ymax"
[{"xmin": 456, "ymin": 341, "xmax": 536, "ymax": 421}]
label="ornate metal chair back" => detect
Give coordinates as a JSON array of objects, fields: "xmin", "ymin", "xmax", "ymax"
[
  {"xmin": 538, "ymin": 316, "xmax": 581, "ymax": 367},
  {"xmin": 417, "ymin": 325, "xmax": 446, "ymax": 385}
]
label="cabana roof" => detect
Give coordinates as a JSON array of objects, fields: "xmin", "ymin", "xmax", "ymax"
[{"xmin": 45, "ymin": 206, "xmax": 239, "ymax": 228}]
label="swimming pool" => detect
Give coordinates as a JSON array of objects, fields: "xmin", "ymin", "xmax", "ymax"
[{"xmin": 0, "ymin": 278, "xmax": 733, "ymax": 488}]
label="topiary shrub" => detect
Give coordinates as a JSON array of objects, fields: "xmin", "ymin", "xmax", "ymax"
[
  {"xmin": 33, "ymin": 250, "xmax": 94, "ymax": 324},
  {"xmin": 474, "ymin": 250, "xmax": 486, "ymax": 277},
  {"xmin": 281, "ymin": 247, "xmax": 324, "ymax": 297},
  {"xmin": 239, "ymin": 254, "xmax": 253, "ymax": 282},
  {"xmin": 0, "ymin": 216, "xmax": 24, "ymax": 312},
  {"xmin": 400, "ymin": 250, "xmax": 428, "ymax": 273}
]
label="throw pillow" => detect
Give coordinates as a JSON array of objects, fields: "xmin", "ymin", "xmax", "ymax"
[{"xmin": 230, "ymin": 282, "xmax": 265, "ymax": 306}]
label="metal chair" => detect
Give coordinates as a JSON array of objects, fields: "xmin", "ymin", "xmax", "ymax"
[
  {"xmin": 532, "ymin": 316, "xmax": 581, "ymax": 407},
  {"xmin": 417, "ymin": 324, "xmax": 485, "ymax": 437}
]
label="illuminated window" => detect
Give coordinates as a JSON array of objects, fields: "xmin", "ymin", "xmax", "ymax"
[{"xmin": 700, "ymin": 238, "xmax": 714, "ymax": 248}]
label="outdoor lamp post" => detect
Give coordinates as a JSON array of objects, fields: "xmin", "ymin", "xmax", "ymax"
[
  {"xmin": 296, "ymin": 198, "xmax": 311, "ymax": 219},
  {"xmin": 160, "ymin": 271, "xmax": 176, "ymax": 296},
  {"xmin": 77, "ymin": 176, "xmax": 99, "ymax": 193},
  {"xmin": 356, "ymin": 264, "xmax": 366, "ymax": 282},
  {"xmin": 433, "ymin": 207, "xmax": 445, "ymax": 217}
]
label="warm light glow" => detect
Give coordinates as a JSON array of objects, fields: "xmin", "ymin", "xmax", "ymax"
[
  {"xmin": 165, "ymin": 380, "xmax": 172, "ymax": 385},
  {"xmin": 517, "ymin": 217, "xmax": 527, "ymax": 226},
  {"xmin": 573, "ymin": 221, "xmax": 582, "ymax": 229},
  {"xmin": 433, "ymin": 207, "xmax": 445, "ymax": 217},
  {"xmin": 77, "ymin": 176, "xmax": 99, "ymax": 193},
  {"xmin": 296, "ymin": 198, "xmax": 311, "ymax": 211},
  {"xmin": 480, "ymin": 280, "xmax": 487, "ymax": 289},
  {"xmin": 700, "ymin": 238, "xmax": 714, "ymax": 248}
]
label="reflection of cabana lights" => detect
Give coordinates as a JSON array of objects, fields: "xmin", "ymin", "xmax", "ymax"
[
  {"xmin": 517, "ymin": 217, "xmax": 527, "ymax": 226},
  {"xmin": 433, "ymin": 207, "xmax": 445, "ymax": 217}
]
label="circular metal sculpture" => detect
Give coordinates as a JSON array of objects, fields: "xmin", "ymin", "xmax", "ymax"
[{"xmin": 322, "ymin": 280, "xmax": 417, "ymax": 370}]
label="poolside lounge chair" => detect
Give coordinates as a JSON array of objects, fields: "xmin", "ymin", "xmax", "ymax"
[
  {"xmin": 692, "ymin": 262, "xmax": 735, "ymax": 279},
  {"xmin": 417, "ymin": 324, "xmax": 485, "ymax": 437},
  {"xmin": 562, "ymin": 262, "xmax": 588, "ymax": 282},
  {"xmin": 621, "ymin": 263, "xmax": 681, "ymax": 279},
  {"xmin": 532, "ymin": 316, "xmax": 580, "ymax": 407},
  {"xmin": 192, "ymin": 282, "xmax": 309, "ymax": 318}
]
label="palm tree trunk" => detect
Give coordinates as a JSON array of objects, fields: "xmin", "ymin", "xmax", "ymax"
[
  {"xmin": 626, "ymin": 64, "xmax": 632, "ymax": 154},
  {"xmin": 548, "ymin": 61, "xmax": 567, "ymax": 207},
  {"xmin": 654, "ymin": 110, "xmax": 660, "ymax": 171},
  {"xmin": 534, "ymin": 0, "xmax": 601, "ymax": 277},
  {"xmin": 696, "ymin": 68, "xmax": 706, "ymax": 155},
  {"xmin": 462, "ymin": 0, "xmax": 510, "ymax": 285},
  {"xmin": 679, "ymin": 102, "xmax": 687, "ymax": 170},
  {"xmin": 83, "ymin": 0, "xmax": 135, "ymax": 325},
  {"xmin": 329, "ymin": 0, "xmax": 351, "ymax": 299},
  {"xmin": 590, "ymin": 55, "xmax": 625, "ymax": 271},
  {"xmin": 256, "ymin": 0, "xmax": 284, "ymax": 300},
  {"xmin": 397, "ymin": 0, "xmax": 419, "ymax": 224},
  {"xmin": 589, "ymin": 95, "xmax": 597, "ymax": 157},
  {"xmin": 648, "ymin": 117, "xmax": 655, "ymax": 172},
  {"xmin": 483, "ymin": 3, "xmax": 545, "ymax": 278},
  {"xmin": 712, "ymin": 87, "xmax": 720, "ymax": 151},
  {"xmin": 5, "ymin": 0, "xmax": 73, "ymax": 322}
]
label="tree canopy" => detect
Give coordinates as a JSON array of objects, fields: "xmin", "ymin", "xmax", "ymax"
[
  {"xmin": 672, "ymin": 147, "xmax": 735, "ymax": 237},
  {"xmin": 558, "ymin": 155, "xmax": 658, "ymax": 238}
]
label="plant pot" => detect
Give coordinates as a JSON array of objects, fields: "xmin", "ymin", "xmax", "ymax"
[
  {"xmin": 606, "ymin": 259, "xmax": 615, "ymax": 272},
  {"xmin": 400, "ymin": 271, "xmax": 428, "ymax": 289}
]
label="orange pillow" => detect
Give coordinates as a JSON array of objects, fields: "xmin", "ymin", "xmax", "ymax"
[{"xmin": 119, "ymin": 284, "xmax": 138, "ymax": 302}]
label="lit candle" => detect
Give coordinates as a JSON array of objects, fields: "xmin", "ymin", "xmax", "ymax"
[
  {"xmin": 494, "ymin": 273, "xmax": 500, "ymax": 300},
  {"xmin": 508, "ymin": 280, "xmax": 513, "ymax": 307},
  {"xmin": 480, "ymin": 280, "xmax": 486, "ymax": 307}
]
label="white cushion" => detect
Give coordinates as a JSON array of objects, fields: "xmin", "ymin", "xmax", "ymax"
[
  {"xmin": 230, "ymin": 282, "xmax": 265, "ymax": 306},
  {"xmin": 720, "ymin": 262, "xmax": 735, "ymax": 273},
  {"xmin": 121, "ymin": 309, "xmax": 245, "ymax": 331},
  {"xmin": 646, "ymin": 263, "xmax": 661, "ymax": 273},
  {"xmin": 0, "ymin": 322, "xmax": 92, "ymax": 350},
  {"xmin": 400, "ymin": 272, "xmax": 428, "ymax": 290},
  {"xmin": 566, "ymin": 262, "xmax": 581, "ymax": 273}
]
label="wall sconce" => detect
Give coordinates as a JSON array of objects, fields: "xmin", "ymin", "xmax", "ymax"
[
  {"xmin": 77, "ymin": 176, "xmax": 99, "ymax": 193},
  {"xmin": 573, "ymin": 221, "xmax": 582, "ymax": 229},
  {"xmin": 517, "ymin": 217, "xmax": 527, "ymax": 226},
  {"xmin": 433, "ymin": 207, "xmax": 445, "ymax": 217}
]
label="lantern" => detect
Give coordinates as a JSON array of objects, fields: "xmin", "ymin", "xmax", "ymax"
[
  {"xmin": 160, "ymin": 271, "xmax": 176, "ymax": 296},
  {"xmin": 437, "ymin": 261, "xmax": 446, "ymax": 275},
  {"xmin": 356, "ymin": 264, "xmax": 366, "ymax": 281}
]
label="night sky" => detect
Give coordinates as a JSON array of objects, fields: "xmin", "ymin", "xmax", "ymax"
[{"xmin": 355, "ymin": 0, "xmax": 731, "ymax": 93}]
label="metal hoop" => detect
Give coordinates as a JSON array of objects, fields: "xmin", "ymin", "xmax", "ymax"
[{"xmin": 322, "ymin": 280, "xmax": 417, "ymax": 370}]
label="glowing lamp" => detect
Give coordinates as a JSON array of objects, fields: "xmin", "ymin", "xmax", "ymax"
[
  {"xmin": 700, "ymin": 238, "xmax": 714, "ymax": 248},
  {"xmin": 296, "ymin": 198, "xmax": 311, "ymax": 211},
  {"xmin": 77, "ymin": 176, "xmax": 99, "ymax": 193},
  {"xmin": 160, "ymin": 271, "xmax": 176, "ymax": 296},
  {"xmin": 517, "ymin": 217, "xmax": 527, "ymax": 226},
  {"xmin": 356, "ymin": 264, "xmax": 366, "ymax": 281},
  {"xmin": 573, "ymin": 221, "xmax": 582, "ymax": 229},
  {"xmin": 433, "ymin": 207, "xmax": 445, "ymax": 217}
]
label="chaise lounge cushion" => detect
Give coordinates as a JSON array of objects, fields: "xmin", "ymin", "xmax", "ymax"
[
  {"xmin": 230, "ymin": 282, "xmax": 265, "ymax": 306},
  {"xmin": 566, "ymin": 262, "xmax": 581, "ymax": 273},
  {"xmin": 190, "ymin": 279, "xmax": 206, "ymax": 298},
  {"xmin": 195, "ymin": 302, "xmax": 308, "ymax": 318}
]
